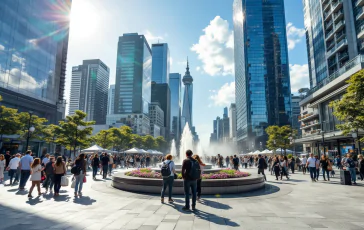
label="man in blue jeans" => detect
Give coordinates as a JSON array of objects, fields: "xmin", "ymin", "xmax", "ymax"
[
  {"xmin": 345, "ymin": 154, "xmax": 357, "ymax": 185},
  {"xmin": 306, "ymin": 153, "xmax": 317, "ymax": 182},
  {"xmin": 19, "ymin": 150, "xmax": 33, "ymax": 190},
  {"xmin": 181, "ymin": 150, "xmax": 198, "ymax": 211}
]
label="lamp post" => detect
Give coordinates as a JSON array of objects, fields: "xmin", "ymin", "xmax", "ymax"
[
  {"xmin": 321, "ymin": 131, "xmax": 325, "ymax": 158},
  {"xmin": 25, "ymin": 111, "xmax": 34, "ymax": 151},
  {"xmin": 289, "ymin": 136, "xmax": 293, "ymax": 155},
  {"xmin": 260, "ymin": 142, "xmax": 262, "ymax": 151},
  {"xmin": 352, "ymin": 131, "xmax": 360, "ymax": 157}
]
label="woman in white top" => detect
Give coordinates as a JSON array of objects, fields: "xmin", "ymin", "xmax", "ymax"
[
  {"xmin": 193, "ymin": 155, "xmax": 206, "ymax": 201},
  {"xmin": 28, "ymin": 158, "xmax": 43, "ymax": 198},
  {"xmin": 0, "ymin": 154, "xmax": 5, "ymax": 184},
  {"xmin": 161, "ymin": 154, "xmax": 176, "ymax": 204}
]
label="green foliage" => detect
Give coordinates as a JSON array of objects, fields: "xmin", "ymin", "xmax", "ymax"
[
  {"xmin": 17, "ymin": 112, "xmax": 48, "ymax": 141},
  {"xmin": 155, "ymin": 136, "xmax": 167, "ymax": 152},
  {"xmin": 265, "ymin": 125, "xmax": 297, "ymax": 154},
  {"xmin": 0, "ymin": 96, "xmax": 21, "ymax": 139},
  {"xmin": 142, "ymin": 135, "xmax": 156, "ymax": 150},
  {"xmin": 92, "ymin": 129, "xmax": 114, "ymax": 149},
  {"xmin": 330, "ymin": 70, "xmax": 364, "ymax": 142},
  {"xmin": 287, "ymin": 154, "xmax": 293, "ymax": 159}
]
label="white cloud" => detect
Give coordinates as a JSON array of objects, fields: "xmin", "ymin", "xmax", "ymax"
[
  {"xmin": 290, "ymin": 64, "xmax": 309, "ymax": 93},
  {"xmin": 177, "ymin": 60, "xmax": 187, "ymax": 66},
  {"xmin": 12, "ymin": 54, "xmax": 26, "ymax": 65},
  {"xmin": 191, "ymin": 16, "xmax": 234, "ymax": 76},
  {"xmin": 0, "ymin": 44, "xmax": 4, "ymax": 51},
  {"xmin": 170, "ymin": 57, "xmax": 173, "ymax": 66},
  {"xmin": 209, "ymin": 82, "xmax": 235, "ymax": 107},
  {"xmin": 0, "ymin": 68, "xmax": 46, "ymax": 91},
  {"xmin": 286, "ymin": 22, "xmax": 305, "ymax": 51},
  {"xmin": 144, "ymin": 30, "xmax": 164, "ymax": 44}
]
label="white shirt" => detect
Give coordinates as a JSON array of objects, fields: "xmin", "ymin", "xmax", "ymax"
[
  {"xmin": 163, "ymin": 160, "xmax": 175, "ymax": 176},
  {"xmin": 42, "ymin": 157, "xmax": 50, "ymax": 165},
  {"xmin": 307, "ymin": 157, "xmax": 316, "ymax": 167},
  {"xmin": 301, "ymin": 158, "xmax": 307, "ymax": 165},
  {"xmin": 9, "ymin": 157, "xmax": 20, "ymax": 170}
]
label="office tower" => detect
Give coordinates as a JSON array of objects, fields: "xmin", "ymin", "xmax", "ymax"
[
  {"xmin": 229, "ymin": 103, "xmax": 237, "ymax": 140},
  {"xmin": 151, "ymin": 43, "xmax": 170, "ymax": 84},
  {"xmin": 149, "ymin": 102, "xmax": 164, "ymax": 138},
  {"xmin": 69, "ymin": 60, "xmax": 110, "ymax": 124},
  {"xmin": 223, "ymin": 107, "xmax": 228, "ymax": 118},
  {"xmin": 181, "ymin": 60, "xmax": 193, "ymax": 129},
  {"xmin": 0, "ymin": 0, "xmax": 71, "ymax": 123},
  {"xmin": 295, "ymin": 0, "xmax": 364, "ymax": 155},
  {"xmin": 169, "ymin": 73, "xmax": 182, "ymax": 143},
  {"xmin": 108, "ymin": 33, "xmax": 152, "ymax": 135},
  {"xmin": 108, "ymin": 85, "xmax": 115, "ymax": 115},
  {"xmin": 151, "ymin": 82, "xmax": 171, "ymax": 141},
  {"xmin": 233, "ymin": 0, "xmax": 292, "ymax": 151}
]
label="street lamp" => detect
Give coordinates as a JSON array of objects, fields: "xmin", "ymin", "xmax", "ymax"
[
  {"xmin": 25, "ymin": 111, "xmax": 34, "ymax": 151},
  {"xmin": 321, "ymin": 131, "xmax": 325, "ymax": 158},
  {"xmin": 352, "ymin": 131, "xmax": 361, "ymax": 157},
  {"xmin": 260, "ymin": 142, "xmax": 262, "ymax": 150}
]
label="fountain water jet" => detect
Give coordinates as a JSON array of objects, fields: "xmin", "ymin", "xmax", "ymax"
[
  {"xmin": 170, "ymin": 139, "xmax": 178, "ymax": 160},
  {"xmin": 179, "ymin": 123, "xmax": 194, "ymax": 164}
]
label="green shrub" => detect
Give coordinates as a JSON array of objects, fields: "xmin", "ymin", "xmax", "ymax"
[{"xmin": 287, "ymin": 154, "xmax": 293, "ymax": 159}]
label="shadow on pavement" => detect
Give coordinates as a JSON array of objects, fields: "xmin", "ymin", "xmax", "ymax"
[
  {"xmin": 26, "ymin": 196, "xmax": 44, "ymax": 205},
  {"xmin": 73, "ymin": 196, "xmax": 96, "ymax": 205},
  {"xmin": 200, "ymin": 200, "xmax": 232, "ymax": 210}
]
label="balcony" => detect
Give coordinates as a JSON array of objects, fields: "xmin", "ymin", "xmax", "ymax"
[
  {"xmin": 334, "ymin": 20, "xmax": 345, "ymax": 33},
  {"xmin": 328, "ymin": 60, "xmax": 337, "ymax": 68},
  {"xmin": 327, "ymin": 38, "xmax": 348, "ymax": 58},
  {"xmin": 323, "ymin": 2, "xmax": 331, "ymax": 12},
  {"xmin": 325, "ymin": 29, "xmax": 335, "ymax": 41},
  {"xmin": 326, "ymin": 41, "xmax": 335, "ymax": 50},
  {"xmin": 333, "ymin": 10, "xmax": 344, "ymax": 23},
  {"xmin": 298, "ymin": 112, "xmax": 319, "ymax": 122},
  {"xmin": 303, "ymin": 129, "xmax": 322, "ymax": 137},
  {"xmin": 335, "ymin": 30, "xmax": 345, "ymax": 42},
  {"xmin": 332, "ymin": 0, "xmax": 343, "ymax": 13},
  {"xmin": 357, "ymin": 7, "xmax": 364, "ymax": 20},
  {"xmin": 325, "ymin": 20, "xmax": 334, "ymax": 30},
  {"xmin": 360, "ymin": 41, "xmax": 364, "ymax": 50},
  {"xmin": 338, "ymin": 52, "xmax": 349, "ymax": 62},
  {"xmin": 356, "ymin": 0, "xmax": 364, "ymax": 7},
  {"xmin": 357, "ymin": 25, "xmax": 364, "ymax": 39},
  {"xmin": 301, "ymin": 120, "xmax": 321, "ymax": 130},
  {"xmin": 322, "ymin": 0, "xmax": 329, "ymax": 4},
  {"xmin": 324, "ymin": 11, "xmax": 333, "ymax": 22}
]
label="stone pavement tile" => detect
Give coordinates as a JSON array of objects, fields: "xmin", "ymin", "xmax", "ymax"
[
  {"xmin": 174, "ymin": 220, "xmax": 194, "ymax": 230},
  {"xmin": 155, "ymin": 222, "xmax": 176, "ymax": 230},
  {"xmin": 137, "ymin": 226, "xmax": 157, "ymax": 230},
  {"xmin": 103, "ymin": 210, "xmax": 130, "ymax": 220},
  {"xmin": 124, "ymin": 218, "xmax": 148, "ymax": 230},
  {"xmin": 143, "ymin": 214, "xmax": 165, "ymax": 226},
  {"xmin": 164, "ymin": 215, "xmax": 180, "ymax": 220},
  {"xmin": 192, "ymin": 218, "xmax": 210, "ymax": 230},
  {"xmin": 145, "ymin": 205, "xmax": 162, "ymax": 211},
  {"xmin": 138, "ymin": 211, "xmax": 156, "ymax": 218},
  {"xmin": 266, "ymin": 217, "xmax": 287, "ymax": 224},
  {"xmin": 4, "ymin": 224, "xmax": 34, "ymax": 230},
  {"xmin": 161, "ymin": 219, "xmax": 178, "ymax": 223},
  {"xmin": 85, "ymin": 221, "xmax": 115, "ymax": 230},
  {"xmin": 179, "ymin": 215, "xmax": 195, "ymax": 221},
  {"xmin": 104, "ymin": 215, "xmax": 137, "ymax": 229}
]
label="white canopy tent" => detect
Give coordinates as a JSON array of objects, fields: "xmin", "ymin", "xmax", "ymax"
[
  {"xmin": 146, "ymin": 149, "xmax": 163, "ymax": 155},
  {"xmin": 124, "ymin": 148, "xmax": 143, "ymax": 154},
  {"xmin": 261, "ymin": 149, "xmax": 273, "ymax": 154},
  {"xmin": 81, "ymin": 145, "xmax": 116, "ymax": 154},
  {"xmin": 275, "ymin": 148, "xmax": 294, "ymax": 154}
]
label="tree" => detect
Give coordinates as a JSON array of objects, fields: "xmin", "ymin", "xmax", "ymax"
[
  {"xmin": 17, "ymin": 112, "xmax": 48, "ymax": 141},
  {"xmin": 330, "ymin": 70, "xmax": 364, "ymax": 143},
  {"xmin": 0, "ymin": 95, "xmax": 21, "ymax": 144},
  {"xmin": 142, "ymin": 135, "xmax": 156, "ymax": 150},
  {"xmin": 132, "ymin": 134, "xmax": 143, "ymax": 149},
  {"xmin": 265, "ymin": 125, "xmax": 295, "ymax": 155},
  {"xmin": 42, "ymin": 124, "xmax": 60, "ymax": 154},
  {"xmin": 55, "ymin": 110, "xmax": 95, "ymax": 156},
  {"xmin": 92, "ymin": 129, "xmax": 114, "ymax": 149},
  {"xmin": 155, "ymin": 136, "xmax": 167, "ymax": 152}
]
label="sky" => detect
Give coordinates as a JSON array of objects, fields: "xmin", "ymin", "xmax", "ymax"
[{"xmin": 66, "ymin": 0, "xmax": 309, "ymax": 149}]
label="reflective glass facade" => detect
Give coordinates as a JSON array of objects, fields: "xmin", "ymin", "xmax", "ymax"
[
  {"xmin": 169, "ymin": 73, "xmax": 181, "ymax": 142},
  {"xmin": 0, "ymin": 0, "xmax": 71, "ymax": 122},
  {"xmin": 114, "ymin": 33, "xmax": 152, "ymax": 115},
  {"xmin": 233, "ymin": 0, "xmax": 292, "ymax": 151},
  {"xmin": 151, "ymin": 43, "xmax": 170, "ymax": 84}
]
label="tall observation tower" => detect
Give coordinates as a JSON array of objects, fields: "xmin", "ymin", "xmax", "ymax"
[{"xmin": 181, "ymin": 59, "xmax": 193, "ymax": 129}]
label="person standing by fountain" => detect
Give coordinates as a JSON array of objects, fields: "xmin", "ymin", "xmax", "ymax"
[
  {"xmin": 193, "ymin": 155, "xmax": 206, "ymax": 201},
  {"xmin": 182, "ymin": 150, "xmax": 200, "ymax": 211},
  {"xmin": 161, "ymin": 154, "xmax": 176, "ymax": 204},
  {"xmin": 225, "ymin": 156, "xmax": 230, "ymax": 168}
]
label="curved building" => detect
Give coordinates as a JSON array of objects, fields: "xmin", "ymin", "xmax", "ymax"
[{"xmin": 181, "ymin": 60, "xmax": 193, "ymax": 129}]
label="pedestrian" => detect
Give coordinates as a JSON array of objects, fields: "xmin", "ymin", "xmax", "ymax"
[
  {"xmin": 161, "ymin": 154, "xmax": 176, "ymax": 204},
  {"xmin": 74, "ymin": 153, "xmax": 87, "ymax": 196},
  {"xmin": 306, "ymin": 153, "xmax": 317, "ymax": 182},
  {"xmin": 193, "ymin": 154, "xmax": 206, "ymax": 201},
  {"xmin": 181, "ymin": 150, "xmax": 200, "ymax": 211},
  {"xmin": 301, "ymin": 155, "xmax": 307, "ymax": 174},
  {"xmin": 345, "ymin": 154, "xmax": 357, "ymax": 185},
  {"xmin": 225, "ymin": 156, "xmax": 230, "ymax": 168},
  {"xmin": 28, "ymin": 158, "xmax": 43, "ymax": 198},
  {"xmin": 232, "ymin": 155, "xmax": 239, "ymax": 171},
  {"xmin": 244, "ymin": 156, "xmax": 248, "ymax": 169},
  {"xmin": 42, "ymin": 154, "xmax": 50, "ymax": 166},
  {"xmin": 101, "ymin": 153, "xmax": 109, "ymax": 179},
  {"xmin": 108, "ymin": 155, "xmax": 114, "ymax": 176},
  {"xmin": 146, "ymin": 155, "xmax": 150, "ymax": 168},
  {"xmin": 53, "ymin": 156, "xmax": 66, "ymax": 196},
  {"xmin": 290, "ymin": 157, "xmax": 295, "ymax": 174},
  {"xmin": 5, "ymin": 151, "xmax": 11, "ymax": 169},
  {"xmin": 273, "ymin": 156, "xmax": 281, "ymax": 180},
  {"xmin": 91, "ymin": 153, "xmax": 100, "ymax": 179},
  {"xmin": 358, "ymin": 154, "xmax": 364, "ymax": 181},
  {"xmin": 280, "ymin": 156, "xmax": 289, "ymax": 180},
  {"xmin": 19, "ymin": 150, "xmax": 33, "ymax": 190},
  {"xmin": 7, "ymin": 154, "xmax": 20, "ymax": 185},
  {"xmin": 43, "ymin": 156, "xmax": 55, "ymax": 193},
  {"xmin": 320, "ymin": 155, "xmax": 331, "ymax": 181},
  {"xmin": 0, "ymin": 154, "xmax": 5, "ymax": 184},
  {"xmin": 315, "ymin": 155, "xmax": 320, "ymax": 181},
  {"xmin": 257, "ymin": 154, "xmax": 267, "ymax": 181},
  {"xmin": 336, "ymin": 155, "xmax": 342, "ymax": 169}
]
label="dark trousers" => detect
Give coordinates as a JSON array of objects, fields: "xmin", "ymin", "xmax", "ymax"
[
  {"xmin": 197, "ymin": 179, "xmax": 202, "ymax": 197},
  {"xmin": 302, "ymin": 166, "xmax": 307, "ymax": 174},
  {"xmin": 309, "ymin": 167, "xmax": 316, "ymax": 180},
  {"xmin": 44, "ymin": 173, "xmax": 54, "ymax": 190},
  {"xmin": 183, "ymin": 179, "xmax": 197, "ymax": 209},
  {"xmin": 322, "ymin": 168, "xmax": 330, "ymax": 180},
  {"xmin": 244, "ymin": 163, "xmax": 247, "ymax": 169},
  {"xmin": 19, "ymin": 170, "xmax": 30, "ymax": 189},
  {"xmin": 102, "ymin": 165, "xmax": 108, "ymax": 178},
  {"xmin": 274, "ymin": 167, "xmax": 280, "ymax": 179},
  {"xmin": 291, "ymin": 165, "xmax": 295, "ymax": 173},
  {"xmin": 9, "ymin": 169, "xmax": 17, "ymax": 184},
  {"xmin": 161, "ymin": 176, "xmax": 174, "ymax": 199},
  {"xmin": 92, "ymin": 166, "xmax": 98, "ymax": 178},
  {"xmin": 258, "ymin": 168, "xmax": 266, "ymax": 181},
  {"xmin": 54, "ymin": 174, "xmax": 63, "ymax": 193}
]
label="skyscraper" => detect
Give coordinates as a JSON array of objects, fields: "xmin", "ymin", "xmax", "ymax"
[
  {"xmin": 151, "ymin": 43, "xmax": 170, "ymax": 84},
  {"xmin": 151, "ymin": 82, "xmax": 171, "ymax": 141},
  {"xmin": 0, "ymin": 0, "xmax": 71, "ymax": 123},
  {"xmin": 108, "ymin": 33, "xmax": 152, "ymax": 135},
  {"xmin": 149, "ymin": 102, "xmax": 164, "ymax": 138},
  {"xmin": 229, "ymin": 103, "xmax": 237, "ymax": 140},
  {"xmin": 233, "ymin": 0, "xmax": 292, "ymax": 151},
  {"xmin": 181, "ymin": 60, "xmax": 193, "ymax": 130},
  {"xmin": 108, "ymin": 85, "xmax": 115, "ymax": 115},
  {"xmin": 69, "ymin": 60, "xmax": 110, "ymax": 124},
  {"xmin": 169, "ymin": 73, "xmax": 182, "ymax": 143}
]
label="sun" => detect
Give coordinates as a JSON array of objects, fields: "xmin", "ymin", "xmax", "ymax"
[{"xmin": 69, "ymin": 0, "xmax": 99, "ymax": 40}]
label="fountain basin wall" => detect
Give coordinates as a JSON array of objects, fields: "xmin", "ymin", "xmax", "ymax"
[{"xmin": 112, "ymin": 172, "xmax": 265, "ymax": 195}]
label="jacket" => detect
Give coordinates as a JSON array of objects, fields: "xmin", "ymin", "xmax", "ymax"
[{"xmin": 182, "ymin": 156, "xmax": 197, "ymax": 180}]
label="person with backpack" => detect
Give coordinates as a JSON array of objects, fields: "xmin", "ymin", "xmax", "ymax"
[
  {"xmin": 73, "ymin": 154, "xmax": 87, "ymax": 197},
  {"xmin": 193, "ymin": 155, "xmax": 206, "ymax": 201},
  {"xmin": 232, "ymin": 155, "xmax": 239, "ymax": 171},
  {"xmin": 43, "ymin": 156, "xmax": 55, "ymax": 193},
  {"xmin": 160, "ymin": 154, "xmax": 176, "ymax": 204},
  {"xmin": 181, "ymin": 150, "xmax": 200, "ymax": 211},
  {"xmin": 345, "ymin": 154, "xmax": 357, "ymax": 185},
  {"xmin": 257, "ymin": 154, "xmax": 267, "ymax": 181}
]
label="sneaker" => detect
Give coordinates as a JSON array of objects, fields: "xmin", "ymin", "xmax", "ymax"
[
  {"xmin": 78, "ymin": 192, "xmax": 82, "ymax": 196},
  {"xmin": 192, "ymin": 206, "xmax": 196, "ymax": 211},
  {"xmin": 74, "ymin": 192, "xmax": 78, "ymax": 197},
  {"xmin": 182, "ymin": 207, "xmax": 190, "ymax": 211},
  {"xmin": 161, "ymin": 198, "xmax": 164, "ymax": 203},
  {"xmin": 45, "ymin": 189, "xmax": 48, "ymax": 193},
  {"xmin": 168, "ymin": 199, "xmax": 174, "ymax": 203},
  {"xmin": 28, "ymin": 194, "xmax": 32, "ymax": 198},
  {"xmin": 353, "ymin": 182, "xmax": 357, "ymax": 185}
]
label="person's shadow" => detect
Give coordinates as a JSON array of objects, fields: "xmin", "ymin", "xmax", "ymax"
[
  {"xmin": 200, "ymin": 200, "xmax": 232, "ymax": 210},
  {"xmin": 26, "ymin": 196, "xmax": 44, "ymax": 205},
  {"xmin": 73, "ymin": 196, "xmax": 96, "ymax": 206}
]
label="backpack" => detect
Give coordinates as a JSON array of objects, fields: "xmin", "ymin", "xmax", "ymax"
[
  {"xmin": 71, "ymin": 160, "xmax": 81, "ymax": 175},
  {"xmin": 263, "ymin": 160, "xmax": 268, "ymax": 169},
  {"xmin": 161, "ymin": 161, "xmax": 172, "ymax": 177},
  {"xmin": 347, "ymin": 159, "xmax": 356, "ymax": 168},
  {"xmin": 189, "ymin": 159, "xmax": 201, "ymax": 180}
]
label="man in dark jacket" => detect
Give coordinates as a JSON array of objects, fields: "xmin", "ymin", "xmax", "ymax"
[
  {"xmin": 257, "ymin": 154, "xmax": 267, "ymax": 181},
  {"xmin": 101, "ymin": 153, "xmax": 109, "ymax": 179},
  {"xmin": 181, "ymin": 150, "xmax": 198, "ymax": 211},
  {"xmin": 44, "ymin": 157, "xmax": 55, "ymax": 193}
]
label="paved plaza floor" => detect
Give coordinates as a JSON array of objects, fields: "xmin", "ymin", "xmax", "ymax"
[{"xmin": 0, "ymin": 167, "xmax": 364, "ymax": 230}]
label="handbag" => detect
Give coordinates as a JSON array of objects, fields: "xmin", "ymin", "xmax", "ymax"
[
  {"xmin": 83, "ymin": 175, "xmax": 87, "ymax": 183},
  {"xmin": 71, "ymin": 177, "xmax": 76, "ymax": 188},
  {"xmin": 327, "ymin": 160, "xmax": 332, "ymax": 171},
  {"xmin": 61, "ymin": 176, "xmax": 69, "ymax": 187}
]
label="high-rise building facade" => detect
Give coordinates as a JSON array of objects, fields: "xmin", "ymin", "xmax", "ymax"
[
  {"xmin": 151, "ymin": 82, "xmax": 170, "ymax": 141},
  {"xmin": 69, "ymin": 60, "xmax": 110, "ymax": 124},
  {"xmin": 108, "ymin": 85, "xmax": 115, "ymax": 115},
  {"xmin": 151, "ymin": 43, "xmax": 170, "ymax": 84},
  {"xmin": 233, "ymin": 0, "xmax": 292, "ymax": 151},
  {"xmin": 181, "ymin": 61, "xmax": 193, "ymax": 130},
  {"xmin": 149, "ymin": 102, "xmax": 164, "ymax": 138},
  {"xmin": 169, "ymin": 73, "xmax": 182, "ymax": 143},
  {"xmin": 0, "ymin": 0, "xmax": 71, "ymax": 123},
  {"xmin": 229, "ymin": 103, "xmax": 237, "ymax": 140}
]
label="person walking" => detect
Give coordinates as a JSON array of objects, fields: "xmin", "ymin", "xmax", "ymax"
[
  {"xmin": 225, "ymin": 156, "xmax": 230, "ymax": 168},
  {"xmin": 91, "ymin": 153, "xmax": 100, "ymax": 179},
  {"xmin": 181, "ymin": 150, "xmax": 200, "ymax": 211},
  {"xmin": 280, "ymin": 156, "xmax": 289, "ymax": 180},
  {"xmin": 335, "ymin": 155, "xmax": 342, "ymax": 169},
  {"xmin": 358, "ymin": 154, "xmax": 364, "ymax": 181},
  {"xmin": 101, "ymin": 153, "xmax": 109, "ymax": 179},
  {"xmin": 28, "ymin": 158, "xmax": 43, "ymax": 198},
  {"xmin": 345, "ymin": 154, "xmax": 357, "ymax": 185},
  {"xmin": 257, "ymin": 154, "xmax": 267, "ymax": 181},
  {"xmin": 5, "ymin": 151, "xmax": 11, "ymax": 169},
  {"xmin": 244, "ymin": 156, "xmax": 249, "ymax": 169},
  {"xmin": 53, "ymin": 156, "xmax": 66, "ymax": 196},
  {"xmin": 306, "ymin": 153, "xmax": 317, "ymax": 182},
  {"xmin": 19, "ymin": 150, "xmax": 33, "ymax": 190},
  {"xmin": 42, "ymin": 154, "xmax": 50, "ymax": 166},
  {"xmin": 232, "ymin": 155, "xmax": 239, "ymax": 171},
  {"xmin": 290, "ymin": 157, "xmax": 295, "ymax": 174},
  {"xmin": 7, "ymin": 154, "xmax": 20, "ymax": 185},
  {"xmin": 161, "ymin": 154, "xmax": 176, "ymax": 204},
  {"xmin": 0, "ymin": 154, "xmax": 5, "ymax": 184},
  {"xmin": 43, "ymin": 157, "xmax": 55, "ymax": 193},
  {"xmin": 301, "ymin": 156, "xmax": 307, "ymax": 174},
  {"xmin": 315, "ymin": 155, "xmax": 320, "ymax": 181},
  {"xmin": 273, "ymin": 156, "xmax": 281, "ymax": 180},
  {"xmin": 74, "ymin": 153, "xmax": 87, "ymax": 196},
  {"xmin": 193, "ymin": 155, "xmax": 206, "ymax": 201},
  {"xmin": 108, "ymin": 155, "xmax": 114, "ymax": 176},
  {"xmin": 320, "ymin": 155, "xmax": 331, "ymax": 181}
]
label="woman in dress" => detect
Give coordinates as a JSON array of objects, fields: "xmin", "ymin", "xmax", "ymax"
[
  {"xmin": 53, "ymin": 156, "xmax": 66, "ymax": 196},
  {"xmin": 193, "ymin": 155, "xmax": 206, "ymax": 201},
  {"xmin": 0, "ymin": 154, "xmax": 5, "ymax": 184},
  {"xmin": 28, "ymin": 158, "xmax": 43, "ymax": 197},
  {"xmin": 273, "ymin": 156, "xmax": 281, "ymax": 180}
]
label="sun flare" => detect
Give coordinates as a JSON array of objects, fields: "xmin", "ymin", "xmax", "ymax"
[{"xmin": 69, "ymin": 0, "xmax": 99, "ymax": 40}]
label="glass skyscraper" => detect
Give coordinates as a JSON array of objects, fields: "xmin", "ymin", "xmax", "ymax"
[
  {"xmin": 0, "ymin": 0, "xmax": 71, "ymax": 123},
  {"xmin": 233, "ymin": 0, "xmax": 292, "ymax": 151},
  {"xmin": 169, "ymin": 73, "xmax": 181, "ymax": 143},
  {"xmin": 151, "ymin": 43, "xmax": 170, "ymax": 84}
]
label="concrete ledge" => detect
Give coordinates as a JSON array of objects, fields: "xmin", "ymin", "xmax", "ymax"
[{"xmin": 112, "ymin": 172, "xmax": 265, "ymax": 195}]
